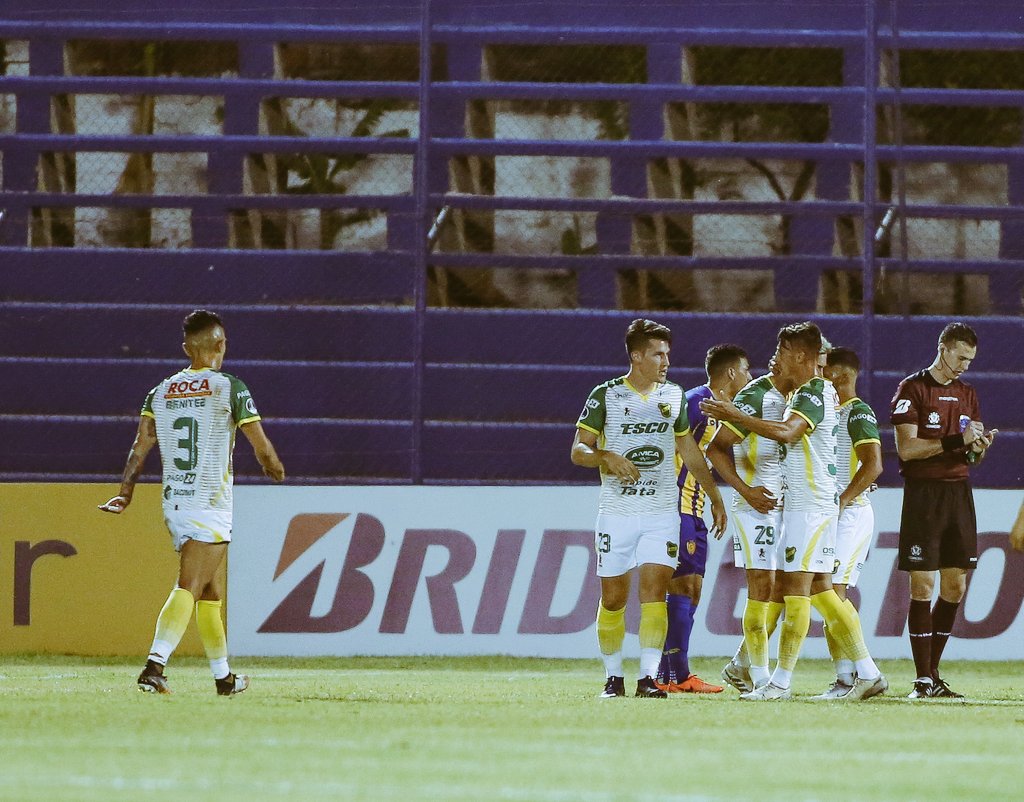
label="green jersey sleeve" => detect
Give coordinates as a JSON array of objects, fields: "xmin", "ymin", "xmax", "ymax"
[
  {"xmin": 789, "ymin": 378, "xmax": 826, "ymax": 431},
  {"xmin": 725, "ymin": 382, "xmax": 765, "ymax": 439},
  {"xmin": 848, "ymin": 399, "xmax": 881, "ymax": 446},
  {"xmin": 227, "ymin": 374, "xmax": 261, "ymax": 425},
  {"xmin": 673, "ymin": 399, "xmax": 690, "ymax": 436},
  {"xmin": 141, "ymin": 386, "xmax": 157, "ymax": 418},
  {"xmin": 577, "ymin": 384, "xmax": 608, "ymax": 435}
]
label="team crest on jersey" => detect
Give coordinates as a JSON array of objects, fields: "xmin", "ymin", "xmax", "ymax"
[
  {"xmin": 785, "ymin": 546, "xmax": 797, "ymax": 563},
  {"xmin": 927, "ymin": 411, "xmax": 940, "ymax": 427},
  {"xmin": 658, "ymin": 402, "xmax": 672, "ymax": 418},
  {"xmin": 686, "ymin": 540, "xmax": 696, "ymax": 555},
  {"xmin": 666, "ymin": 541, "xmax": 678, "ymax": 559}
]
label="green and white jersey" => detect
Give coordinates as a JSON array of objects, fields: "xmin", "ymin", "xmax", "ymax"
[
  {"xmin": 722, "ymin": 375, "xmax": 787, "ymax": 513},
  {"xmin": 780, "ymin": 376, "xmax": 840, "ymax": 512},
  {"xmin": 142, "ymin": 367, "xmax": 261, "ymax": 514},
  {"xmin": 576, "ymin": 376, "xmax": 689, "ymax": 515},
  {"xmin": 837, "ymin": 396, "xmax": 881, "ymax": 508}
]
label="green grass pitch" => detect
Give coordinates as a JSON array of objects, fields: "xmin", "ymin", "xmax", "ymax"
[{"xmin": 1, "ymin": 655, "xmax": 1021, "ymax": 801}]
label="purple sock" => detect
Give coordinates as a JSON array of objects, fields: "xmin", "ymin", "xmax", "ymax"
[
  {"xmin": 678, "ymin": 596, "xmax": 696, "ymax": 679},
  {"xmin": 661, "ymin": 594, "xmax": 692, "ymax": 682}
]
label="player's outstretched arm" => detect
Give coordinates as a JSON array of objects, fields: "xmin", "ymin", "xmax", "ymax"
[
  {"xmin": 98, "ymin": 415, "xmax": 157, "ymax": 513},
  {"xmin": 241, "ymin": 421, "xmax": 286, "ymax": 481},
  {"xmin": 1009, "ymin": 499, "xmax": 1024, "ymax": 552},
  {"xmin": 705, "ymin": 427, "xmax": 776, "ymax": 514}
]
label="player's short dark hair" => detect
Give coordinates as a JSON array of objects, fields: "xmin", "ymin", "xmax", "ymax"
[
  {"xmin": 625, "ymin": 318, "xmax": 672, "ymax": 356},
  {"xmin": 939, "ymin": 321, "xmax": 978, "ymax": 348},
  {"xmin": 705, "ymin": 343, "xmax": 748, "ymax": 378},
  {"xmin": 777, "ymin": 321, "xmax": 822, "ymax": 356},
  {"xmin": 182, "ymin": 309, "xmax": 223, "ymax": 338},
  {"xmin": 826, "ymin": 346, "xmax": 860, "ymax": 372}
]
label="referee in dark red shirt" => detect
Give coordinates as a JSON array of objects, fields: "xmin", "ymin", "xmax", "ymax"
[{"xmin": 890, "ymin": 322, "xmax": 997, "ymax": 700}]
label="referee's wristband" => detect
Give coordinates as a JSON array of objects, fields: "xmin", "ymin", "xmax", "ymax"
[{"xmin": 941, "ymin": 433, "xmax": 966, "ymax": 452}]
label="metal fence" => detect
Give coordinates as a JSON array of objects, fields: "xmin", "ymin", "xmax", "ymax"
[{"xmin": 1, "ymin": 0, "xmax": 1022, "ymax": 485}]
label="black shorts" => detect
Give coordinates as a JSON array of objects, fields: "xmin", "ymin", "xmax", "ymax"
[{"xmin": 898, "ymin": 479, "xmax": 977, "ymax": 571}]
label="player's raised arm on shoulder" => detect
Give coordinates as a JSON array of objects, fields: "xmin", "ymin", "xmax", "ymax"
[
  {"xmin": 705, "ymin": 426, "xmax": 776, "ymax": 514},
  {"xmin": 99, "ymin": 415, "xmax": 158, "ymax": 513},
  {"xmin": 241, "ymin": 421, "xmax": 285, "ymax": 482},
  {"xmin": 701, "ymin": 398, "xmax": 805, "ymax": 444},
  {"xmin": 571, "ymin": 427, "xmax": 639, "ymax": 483}
]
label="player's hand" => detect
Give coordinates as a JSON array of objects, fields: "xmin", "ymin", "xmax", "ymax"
[
  {"xmin": 263, "ymin": 461, "xmax": 286, "ymax": 482},
  {"xmin": 98, "ymin": 495, "xmax": 129, "ymax": 514},
  {"xmin": 742, "ymin": 485, "xmax": 777, "ymax": 514},
  {"xmin": 699, "ymin": 398, "xmax": 739, "ymax": 423},
  {"xmin": 963, "ymin": 420, "xmax": 984, "ymax": 446},
  {"xmin": 709, "ymin": 496, "xmax": 728, "ymax": 540},
  {"xmin": 601, "ymin": 451, "xmax": 640, "ymax": 484},
  {"xmin": 1010, "ymin": 505, "xmax": 1024, "ymax": 552},
  {"xmin": 970, "ymin": 428, "xmax": 998, "ymax": 453}
]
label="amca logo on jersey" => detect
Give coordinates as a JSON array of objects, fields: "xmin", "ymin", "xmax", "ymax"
[{"xmin": 624, "ymin": 446, "xmax": 664, "ymax": 468}]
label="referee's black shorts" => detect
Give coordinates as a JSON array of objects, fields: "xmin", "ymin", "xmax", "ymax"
[{"xmin": 898, "ymin": 478, "xmax": 978, "ymax": 571}]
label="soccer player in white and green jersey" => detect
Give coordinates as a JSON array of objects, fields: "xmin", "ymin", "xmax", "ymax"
[
  {"xmin": 813, "ymin": 346, "xmax": 884, "ymax": 698},
  {"xmin": 703, "ymin": 367, "xmax": 787, "ymax": 693},
  {"xmin": 99, "ymin": 309, "xmax": 285, "ymax": 695},
  {"xmin": 572, "ymin": 319, "xmax": 727, "ymax": 699},
  {"xmin": 705, "ymin": 323, "xmax": 886, "ymax": 701}
]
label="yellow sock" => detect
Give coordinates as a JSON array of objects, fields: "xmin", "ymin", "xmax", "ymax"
[
  {"xmin": 843, "ymin": 597, "xmax": 867, "ymax": 647},
  {"xmin": 148, "ymin": 587, "xmax": 195, "ymax": 665},
  {"xmin": 196, "ymin": 600, "xmax": 230, "ymax": 679},
  {"xmin": 766, "ymin": 600, "xmax": 785, "ymax": 638},
  {"xmin": 638, "ymin": 601, "xmax": 669, "ymax": 680},
  {"xmin": 742, "ymin": 599, "xmax": 770, "ymax": 668},
  {"xmin": 811, "ymin": 589, "xmax": 868, "ymax": 661},
  {"xmin": 597, "ymin": 603, "xmax": 626, "ymax": 656},
  {"xmin": 822, "ymin": 622, "xmax": 843, "ymax": 662},
  {"xmin": 777, "ymin": 595, "xmax": 811, "ymax": 673}
]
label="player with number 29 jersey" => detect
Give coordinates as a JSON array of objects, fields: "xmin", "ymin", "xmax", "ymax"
[
  {"xmin": 142, "ymin": 368, "xmax": 262, "ymax": 515},
  {"xmin": 576, "ymin": 377, "xmax": 690, "ymax": 515}
]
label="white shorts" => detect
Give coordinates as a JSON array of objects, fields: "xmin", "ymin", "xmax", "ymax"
[
  {"xmin": 595, "ymin": 511, "xmax": 679, "ymax": 577},
  {"xmin": 731, "ymin": 508, "xmax": 783, "ymax": 571},
  {"xmin": 163, "ymin": 507, "xmax": 233, "ymax": 552},
  {"xmin": 780, "ymin": 509, "xmax": 838, "ymax": 574},
  {"xmin": 834, "ymin": 504, "xmax": 874, "ymax": 587}
]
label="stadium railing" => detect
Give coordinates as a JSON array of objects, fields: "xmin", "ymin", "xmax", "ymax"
[{"xmin": 0, "ymin": 4, "xmax": 1021, "ymax": 487}]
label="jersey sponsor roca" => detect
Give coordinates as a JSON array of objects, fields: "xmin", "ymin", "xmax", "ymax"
[
  {"xmin": 142, "ymin": 368, "xmax": 261, "ymax": 513},
  {"xmin": 723, "ymin": 375, "xmax": 786, "ymax": 513},
  {"xmin": 577, "ymin": 376, "xmax": 689, "ymax": 514},
  {"xmin": 836, "ymin": 397, "xmax": 881, "ymax": 507},
  {"xmin": 781, "ymin": 376, "xmax": 840, "ymax": 512}
]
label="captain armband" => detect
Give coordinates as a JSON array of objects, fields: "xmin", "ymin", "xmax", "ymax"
[{"xmin": 941, "ymin": 433, "xmax": 965, "ymax": 452}]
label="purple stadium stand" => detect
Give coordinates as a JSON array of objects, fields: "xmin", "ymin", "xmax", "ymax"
[{"xmin": 0, "ymin": 1, "xmax": 1022, "ymax": 486}]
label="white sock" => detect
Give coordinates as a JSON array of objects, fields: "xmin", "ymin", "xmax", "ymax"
[
  {"xmin": 854, "ymin": 657, "xmax": 880, "ymax": 681},
  {"xmin": 603, "ymin": 651, "xmax": 624, "ymax": 678},
  {"xmin": 770, "ymin": 666, "xmax": 793, "ymax": 690},
  {"xmin": 639, "ymin": 647, "xmax": 662, "ymax": 679},
  {"xmin": 836, "ymin": 659, "xmax": 855, "ymax": 685},
  {"xmin": 750, "ymin": 664, "xmax": 771, "ymax": 688},
  {"xmin": 210, "ymin": 658, "xmax": 230, "ymax": 680},
  {"xmin": 733, "ymin": 640, "xmax": 750, "ymax": 668}
]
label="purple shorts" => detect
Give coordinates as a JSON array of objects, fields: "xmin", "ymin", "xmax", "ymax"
[{"xmin": 672, "ymin": 513, "xmax": 709, "ymax": 578}]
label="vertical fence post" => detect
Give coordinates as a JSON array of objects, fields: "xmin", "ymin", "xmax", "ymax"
[
  {"xmin": 412, "ymin": 0, "xmax": 433, "ymax": 484},
  {"xmin": 861, "ymin": 0, "xmax": 878, "ymax": 403}
]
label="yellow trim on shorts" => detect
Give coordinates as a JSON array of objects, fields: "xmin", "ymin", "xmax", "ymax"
[
  {"xmin": 800, "ymin": 517, "xmax": 833, "ymax": 571},
  {"xmin": 736, "ymin": 517, "xmax": 753, "ymax": 564}
]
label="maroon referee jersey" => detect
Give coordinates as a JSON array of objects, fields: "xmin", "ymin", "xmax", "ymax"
[{"xmin": 890, "ymin": 369, "xmax": 980, "ymax": 481}]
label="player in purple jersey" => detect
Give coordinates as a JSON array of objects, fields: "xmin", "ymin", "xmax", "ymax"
[{"xmin": 656, "ymin": 345, "xmax": 751, "ymax": 693}]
